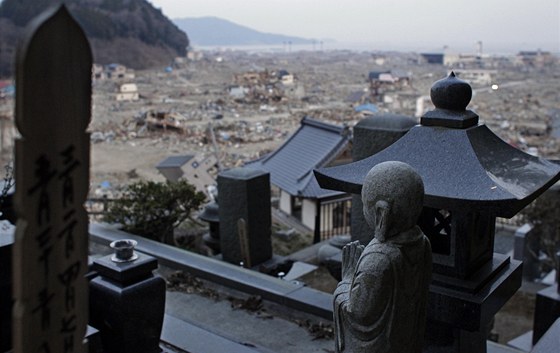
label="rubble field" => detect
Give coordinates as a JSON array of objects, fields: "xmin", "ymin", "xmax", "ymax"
[{"xmin": 1, "ymin": 50, "xmax": 559, "ymax": 195}]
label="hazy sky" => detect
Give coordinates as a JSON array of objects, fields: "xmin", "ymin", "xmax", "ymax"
[{"xmin": 148, "ymin": 0, "xmax": 559, "ymax": 53}]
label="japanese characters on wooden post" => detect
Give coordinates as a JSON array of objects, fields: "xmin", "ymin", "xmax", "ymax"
[{"xmin": 13, "ymin": 5, "xmax": 91, "ymax": 353}]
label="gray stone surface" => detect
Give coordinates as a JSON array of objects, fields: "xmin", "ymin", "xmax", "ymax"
[
  {"xmin": 333, "ymin": 161, "xmax": 432, "ymax": 353},
  {"xmin": 161, "ymin": 314, "xmax": 262, "ymax": 353},
  {"xmin": 218, "ymin": 168, "xmax": 272, "ymax": 267},
  {"xmin": 282, "ymin": 261, "xmax": 317, "ymax": 281},
  {"xmin": 164, "ymin": 289, "xmax": 333, "ymax": 353},
  {"xmin": 507, "ymin": 330, "xmax": 533, "ymax": 352}
]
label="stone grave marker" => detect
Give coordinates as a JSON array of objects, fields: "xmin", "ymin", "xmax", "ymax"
[
  {"xmin": 218, "ymin": 168, "xmax": 272, "ymax": 266},
  {"xmin": 12, "ymin": 5, "xmax": 91, "ymax": 353}
]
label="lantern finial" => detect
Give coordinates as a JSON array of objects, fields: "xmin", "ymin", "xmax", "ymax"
[{"xmin": 421, "ymin": 72, "xmax": 479, "ymax": 128}]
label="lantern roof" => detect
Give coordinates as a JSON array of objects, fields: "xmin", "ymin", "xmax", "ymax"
[{"xmin": 314, "ymin": 73, "xmax": 560, "ymax": 218}]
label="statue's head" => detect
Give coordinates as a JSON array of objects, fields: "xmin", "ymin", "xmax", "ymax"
[{"xmin": 362, "ymin": 161, "xmax": 424, "ymax": 242}]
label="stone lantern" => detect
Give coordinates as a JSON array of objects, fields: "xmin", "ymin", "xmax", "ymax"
[
  {"xmin": 200, "ymin": 201, "xmax": 221, "ymax": 252},
  {"xmin": 314, "ymin": 73, "xmax": 560, "ymax": 352}
]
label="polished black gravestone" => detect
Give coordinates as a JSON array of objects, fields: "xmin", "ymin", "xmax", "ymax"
[
  {"xmin": 218, "ymin": 168, "xmax": 272, "ymax": 267},
  {"xmin": 533, "ymin": 251, "xmax": 560, "ymax": 345},
  {"xmin": 315, "ymin": 73, "xmax": 560, "ymax": 353}
]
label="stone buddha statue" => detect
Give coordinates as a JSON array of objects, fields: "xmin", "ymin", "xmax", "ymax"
[{"xmin": 333, "ymin": 161, "xmax": 432, "ymax": 353}]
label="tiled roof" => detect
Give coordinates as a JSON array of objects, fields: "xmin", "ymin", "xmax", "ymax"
[{"xmin": 246, "ymin": 117, "xmax": 350, "ymax": 199}]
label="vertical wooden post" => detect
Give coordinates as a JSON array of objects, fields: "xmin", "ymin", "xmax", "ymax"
[
  {"xmin": 237, "ymin": 218, "xmax": 251, "ymax": 268},
  {"xmin": 13, "ymin": 5, "xmax": 91, "ymax": 353}
]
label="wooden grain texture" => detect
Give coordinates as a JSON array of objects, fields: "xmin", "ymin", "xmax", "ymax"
[{"xmin": 13, "ymin": 4, "xmax": 91, "ymax": 353}]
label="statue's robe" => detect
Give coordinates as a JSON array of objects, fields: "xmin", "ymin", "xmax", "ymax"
[{"xmin": 333, "ymin": 226, "xmax": 432, "ymax": 353}]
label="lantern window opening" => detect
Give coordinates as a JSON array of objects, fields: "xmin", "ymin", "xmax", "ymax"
[{"xmin": 419, "ymin": 207, "xmax": 452, "ymax": 256}]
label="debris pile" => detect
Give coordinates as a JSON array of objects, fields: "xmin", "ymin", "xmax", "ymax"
[{"xmin": 229, "ymin": 69, "xmax": 300, "ymax": 105}]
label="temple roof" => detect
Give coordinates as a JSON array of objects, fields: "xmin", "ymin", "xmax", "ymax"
[{"xmin": 246, "ymin": 117, "xmax": 350, "ymax": 199}]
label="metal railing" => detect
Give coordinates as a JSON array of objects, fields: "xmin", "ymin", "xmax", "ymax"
[{"xmin": 314, "ymin": 196, "xmax": 352, "ymax": 243}]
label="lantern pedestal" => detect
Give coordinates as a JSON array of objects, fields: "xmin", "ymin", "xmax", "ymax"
[{"xmin": 425, "ymin": 254, "xmax": 522, "ymax": 352}]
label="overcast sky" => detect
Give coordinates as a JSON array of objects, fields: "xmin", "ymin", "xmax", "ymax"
[{"xmin": 148, "ymin": 0, "xmax": 559, "ymax": 53}]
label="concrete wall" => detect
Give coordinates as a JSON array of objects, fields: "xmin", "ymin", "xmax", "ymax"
[
  {"xmin": 279, "ymin": 190, "xmax": 292, "ymax": 215},
  {"xmin": 302, "ymin": 198, "xmax": 317, "ymax": 230}
]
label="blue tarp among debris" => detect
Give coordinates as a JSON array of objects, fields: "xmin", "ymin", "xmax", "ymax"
[{"xmin": 354, "ymin": 103, "xmax": 378, "ymax": 113}]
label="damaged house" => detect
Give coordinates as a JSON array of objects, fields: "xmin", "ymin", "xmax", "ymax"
[
  {"xmin": 368, "ymin": 70, "xmax": 411, "ymax": 97},
  {"xmin": 229, "ymin": 69, "xmax": 300, "ymax": 104}
]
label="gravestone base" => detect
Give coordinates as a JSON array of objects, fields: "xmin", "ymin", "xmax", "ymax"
[{"xmin": 532, "ymin": 285, "xmax": 560, "ymax": 345}]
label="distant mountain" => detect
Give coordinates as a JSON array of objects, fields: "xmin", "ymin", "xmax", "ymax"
[
  {"xmin": 0, "ymin": 0, "xmax": 189, "ymax": 77},
  {"xmin": 174, "ymin": 17, "xmax": 314, "ymax": 46}
]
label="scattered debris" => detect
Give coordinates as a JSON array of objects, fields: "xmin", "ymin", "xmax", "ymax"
[
  {"xmin": 293, "ymin": 319, "xmax": 335, "ymax": 340},
  {"xmin": 142, "ymin": 110, "xmax": 189, "ymax": 132},
  {"xmin": 166, "ymin": 271, "xmax": 220, "ymax": 301},
  {"xmin": 228, "ymin": 295, "xmax": 263, "ymax": 312}
]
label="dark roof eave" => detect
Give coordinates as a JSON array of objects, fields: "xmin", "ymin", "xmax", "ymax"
[{"xmin": 314, "ymin": 124, "xmax": 560, "ymax": 218}]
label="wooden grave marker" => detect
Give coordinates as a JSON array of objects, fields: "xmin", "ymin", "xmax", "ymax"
[{"xmin": 13, "ymin": 5, "xmax": 91, "ymax": 353}]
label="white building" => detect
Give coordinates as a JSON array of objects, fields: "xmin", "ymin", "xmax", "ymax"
[{"xmin": 116, "ymin": 83, "xmax": 139, "ymax": 101}]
